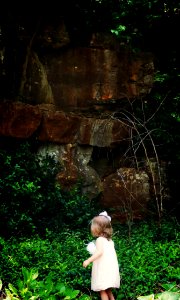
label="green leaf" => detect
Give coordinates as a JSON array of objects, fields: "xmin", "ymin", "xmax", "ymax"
[
  {"xmin": 156, "ymin": 292, "xmax": 180, "ymax": 300},
  {"xmin": 69, "ymin": 290, "xmax": 80, "ymax": 299},
  {"xmin": 32, "ymin": 270, "xmax": 39, "ymax": 280},
  {"xmin": 137, "ymin": 295, "xmax": 154, "ymax": 300},
  {"xmin": 79, "ymin": 296, "xmax": 91, "ymax": 300},
  {"xmin": 8, "ymin": 283, "xmax": 18, "ymax": 295},
  {"xmin": 161, "ymin": 283, "xmax": 179, "ymax": 293},
  {"xmin": 22, "ymin": 267, "xmax": 29, "ymax": 283},
  {"xmin": 5, "ymin": 288, "xmax": 19, "ymax": 300}
]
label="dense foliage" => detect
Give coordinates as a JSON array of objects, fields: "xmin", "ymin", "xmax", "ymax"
[
  {"xmin": 0, "ymin": 218, "xmax": 179, "ymax": 299},
  {"xmin": 0, "ymin": 140, "xmax": 98, "ymax": 238}
]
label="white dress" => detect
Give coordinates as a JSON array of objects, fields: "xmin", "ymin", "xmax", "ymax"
[{"xmin": 91, "ymin": 236, "xmax": 120, "ymax": 291}]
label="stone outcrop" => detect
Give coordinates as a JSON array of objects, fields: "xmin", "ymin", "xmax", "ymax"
[
  {"xmin": 0, "ymin": 100, "xmax": 169, "ymax": 221},
  {"xmin": 0, "ymin": 101, "xmax": 131, "ymax": 146},
  {"xmin": 0, "ymin": 23, "xmax": 167, "ymax": 221},
  {"xmin": 22, "ymin": 47, "xmax": 154, "ymax": 111},
  {"xmin": 14, "ymin": 21, "xmax": 154, "ymax": 111},
  {"xmin": 102, "ymin": 168, "xmax": 150, "ymax": 222},
  {"xmin": 0, "ymin": 101, "xmax": 42, "ymax": 138}
]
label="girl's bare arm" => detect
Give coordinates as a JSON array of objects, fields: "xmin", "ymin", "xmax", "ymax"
[{"xmin": 83, "ymin": 237, "xmax": 103, "ymax": 267}]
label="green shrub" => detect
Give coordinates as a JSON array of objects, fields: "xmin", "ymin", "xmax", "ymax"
[
  {"xmin": 0, "ymin": 141, "xmax": 63, "ymax": 236},
  {"xmin": 0, "ymin": 230, "xmax": 91, "ymax": 290},
  {"xmin": 0, "ymin": 267, "xmax": 91, "ymax": 300},
  {"xmin": 114, "ymin": 219, "xmax": 180, "ymax": 299},
  {"xmin": 0, "ymin": 140, "xmax": 97, "ymax": 237}
]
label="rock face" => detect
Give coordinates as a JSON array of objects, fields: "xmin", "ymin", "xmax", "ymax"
[
  {"xmin": 0, "ymin": 100, "xmax": 169, "ymax": 221},
  {"xmin": 0, "ymin": 102, "xmax": 42, "ymax": 138},
  {"xmin": 0, "ymin": 22, "xmax": 167, "ymax": 221},
  {"xmin": 22, "ymin": 47, "xmax": 154, "ymax": 111},
  {"xmin": 102, "ymin": 168, "xmax": 150, "ymax": 222}
]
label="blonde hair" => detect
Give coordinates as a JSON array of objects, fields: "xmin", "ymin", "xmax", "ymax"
[{"xmin": 90, "ymin": 215, "xmax": 113, "ymax": 240}]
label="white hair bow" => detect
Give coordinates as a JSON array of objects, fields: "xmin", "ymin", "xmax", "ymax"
[{"xmin": 99, "ymin": 211, "xmax": 111, "ymax": 222}]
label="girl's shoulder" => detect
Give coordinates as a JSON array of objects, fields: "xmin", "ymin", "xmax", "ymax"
[
  {"xmin": 96, "ymin": 236, "xmax": 112, "ymax": 243},
  {"xmin": 95, "ymin": 236, "xmax": 106, "ymax": 247},
  {"xmin": 96, "ymin": 236, "xmax": 105, "ymax": 243}
]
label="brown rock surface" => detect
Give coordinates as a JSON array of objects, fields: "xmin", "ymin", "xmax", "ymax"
[
  {"xmin": 22, "ymin": 46, "xmax": 154, "ymax": 111},
  {"xmin": 102, "ymin": 168, "xmax": 150, "ymax": 221},
  {"xmin": 38, "ymin": 110, "xmax": 82, "ymax": 143},
  {"xmin": 0, "ymin": 101, "xmax": 42, "ymax": 138}
]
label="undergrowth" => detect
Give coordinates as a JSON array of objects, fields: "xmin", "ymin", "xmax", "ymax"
[{"xmin": 0, "ymin": 218, "xmax": 179, "ymax": 300}]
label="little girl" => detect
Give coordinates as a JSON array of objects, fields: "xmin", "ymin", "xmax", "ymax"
[{"xmin": 83, "ymin": 211, "xmax": 120, "ymax": 300}]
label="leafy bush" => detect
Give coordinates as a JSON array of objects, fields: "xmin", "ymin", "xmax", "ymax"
[
  {"xmin": 0, "ymin": 267, "xmax": 91, "ymax": 300},
  {"xmin": 114, "ymin": 219, "xmax": 180, "ymax": 299},
  {"xmin": 0, "ymin": 141, "xmax": 62, "ymax": 236},
  {"xmin": 0, "ymin": 140, "xmax": 97, "ymax": 237},
  {"xmin": 0, "ymin": 229, "xmax": 91, "ymax": 291}
]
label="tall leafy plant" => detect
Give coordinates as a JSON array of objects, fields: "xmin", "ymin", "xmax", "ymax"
[{"xmin": 0, "ymin": 141, "xmax": 63, "ymax": 237}]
